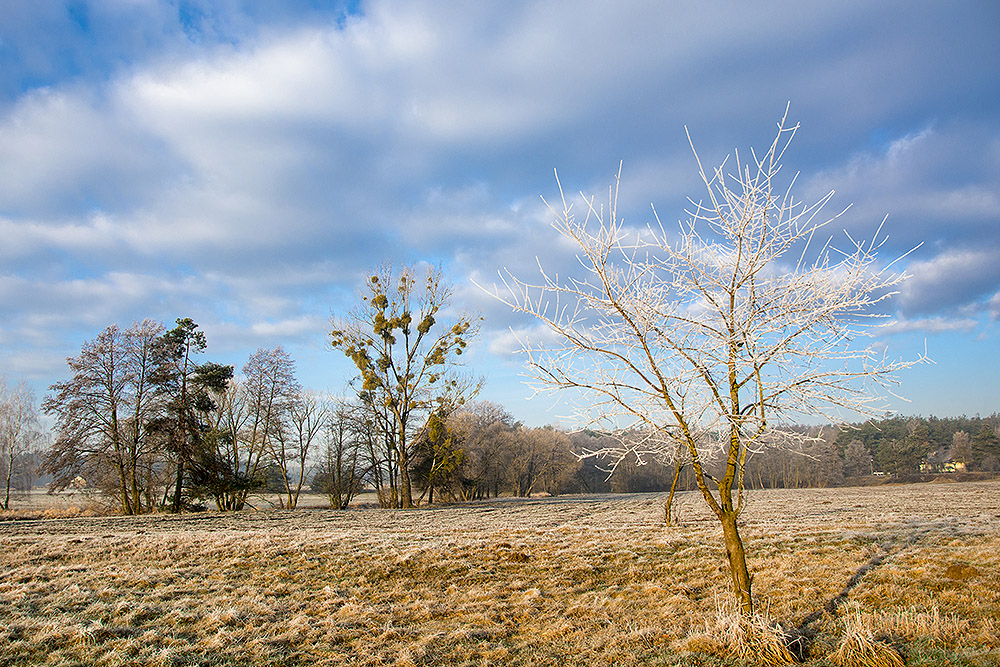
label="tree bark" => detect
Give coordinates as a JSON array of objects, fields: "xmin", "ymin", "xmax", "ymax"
[
  {"xmin": 398, "ymin": 445, "xmax": 413, "ymax": 508},
  {"xmin": 664, "ymin": 459, "xmax": 684, "ymax": 526},
  {"xmin": 3, "ymin": 458, "xmax": 12, "ymax": 510},
  {"xmin": 720, "ymin": 511, "xmax": 754, "ymax": 615}
]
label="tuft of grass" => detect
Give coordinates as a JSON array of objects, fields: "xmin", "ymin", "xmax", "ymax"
[
  {"xmin": 875, "ymin": 605, "xmax": 970, "ymax": 644},
  {"xmin": 681, "ymin": 597, "xmax": 798, "ymax": 665},
  {"xmin": 829, "ymin": 604, "xmax": 905, "ymax": 667}
]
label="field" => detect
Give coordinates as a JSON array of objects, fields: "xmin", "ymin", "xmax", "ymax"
[{"xmin": 1, "ymin": 481, "xmax": 998, "ymax": 666}]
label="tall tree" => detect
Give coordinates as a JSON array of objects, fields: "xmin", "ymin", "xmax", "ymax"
[
  {"xmin": 156, "ymin": 319, "xmax": 233, "ymax": 511},
  {"xmin": 160, "ymin": 318, "xmax": 207, "ymax": 512},
  {"xmin": 331, "ymin": 264, "xmax": 479, "ymax": 508},
  {"xmin": 313, "ymin": 401, "xmax": 368, "ymax": 509},
  {"xmin": 234, "ymin": 346, "xmax": 299, "ymax": 509},
  {"xmin": 270, "ymin": 390, "xmax": 325, "ymax": 509},
  {"xmin": 44, "ymin": 321, "xmax": 169, "ymax": 514},
  {"xmin": 0, "ymin": 378, "xmax": 42, "ymax": 510},
  {"xmin": 489, "ymin": 110, "xmax": 922, "ymax": 616}
]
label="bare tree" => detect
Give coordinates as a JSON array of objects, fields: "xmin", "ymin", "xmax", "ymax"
[
  {"xmin": 507, "ymin": 427, "xmax": 576, "ymax": 497},
  {"xmin": 44, "ymin": 321, "xmax": 170, "ymax": 514},
  {"xmin": 0, "ymin": 378, "xmax": 43, "ymax": 509},
  {"xmin": 331, "ymin": 264, "xmax": 479, "ymax": 508},
  {"xmin": 488, "ymin": 110, "xmax": 922, "ymax": 615},
  {"xmin": 354, "ymin": 391, "xmax": 402, "ymax": 508},
  {"xmin": 270, "ymin": 390, "xmax": 326, "ymax": 509},
  {"xmin": 235, "ymin": 346, "xmax": 300, "ymax": 509},
  {"xmin": 313, "ymin": 401, "xmax": 368, "ymax": 509},
  {"xmin": 448, "ymin": 401, "xmax": 520, "ymax": 500}
]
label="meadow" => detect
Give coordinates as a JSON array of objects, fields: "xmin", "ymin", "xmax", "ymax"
[{"xmin": 1, "ymin": 481, "xmax": 998, "ymax": 666}]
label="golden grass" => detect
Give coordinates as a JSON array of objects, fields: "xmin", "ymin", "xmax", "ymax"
[
  {"xmin": 828, "ymin": 604, "xmax": 905, "ymax": 667},
  {"xmin": 2, "ymin": 481, "xmax": 999, "ymax": 665},
  {"xmin": 681, "ymin": 598, "xmax": 798, "ymax": 665}
]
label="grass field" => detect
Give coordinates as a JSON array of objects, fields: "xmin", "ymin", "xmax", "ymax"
[{"xmin": 1, "ymin": 481, "xmax": 998, "ymax": 666}]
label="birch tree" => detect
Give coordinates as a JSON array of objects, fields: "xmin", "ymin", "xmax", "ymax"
[
  {"xmin": 0, "ymin": 378, "xmax": 42, "ymax": 510},
  {"xmin": 488, "ymin": 111, "xmax": 923, "ymax": 616}
]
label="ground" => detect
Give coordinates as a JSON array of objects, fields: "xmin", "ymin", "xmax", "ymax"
[{"xmin": 1, "ymin": 481, "xmax": 998, "ymax": 666}]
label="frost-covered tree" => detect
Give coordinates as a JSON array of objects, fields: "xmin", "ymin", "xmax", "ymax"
[{"xmin": 488, "ymin": 110, "xmax": 922, "ymax": 615}]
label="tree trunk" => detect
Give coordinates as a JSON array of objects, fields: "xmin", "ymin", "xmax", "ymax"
[
  {"xmin": 129, "ymin": 455, "xmax": 141, "ymax": 515},
  {"xmin": 3, "ymin": 460, "xmax": 12, "ymax": 510},
  {"xmin": 114, "ymin": 454, "xmax": 133, "ymax": 514},
  {"xmin": 399, "ymin": 454, "xmax": 413, "ymax": 508},
  {"xmin": 171, "ymin": 458, "xmax": 184, "ymax": 512},
  {"xmin": 664, "ymin": 460, "xmax": 684, "ymax": 526},
  {"xmin": 720, "ymin": 510, "xmax": 754, "ymax": 615},
  {"xmin": 397, "ymin": 425, "xmax": 413, "ymax": 508}
]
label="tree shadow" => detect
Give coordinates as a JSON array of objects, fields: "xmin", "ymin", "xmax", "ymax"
[
  {"xmin": 792, "ymin": 528, "xmax": 930, "ymax": 659},
  {"xmin": 797, "ymin": 543, "xmax": 894, "ymax": 632}
]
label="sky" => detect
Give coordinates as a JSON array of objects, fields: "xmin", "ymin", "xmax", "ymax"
[{"xmin": 1, "ymin": 0, "xmax": 998, "ymax": 427}]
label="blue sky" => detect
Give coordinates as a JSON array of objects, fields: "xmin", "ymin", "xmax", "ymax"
[{"xmin": 1, "ymin": 0, "xmax": 998, "ymax": 426}]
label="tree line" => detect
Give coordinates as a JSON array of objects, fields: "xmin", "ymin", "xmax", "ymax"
[
  {"xmin": 12, "ymin": 323, "xmax": 1000, "ymax": 515},
  {"xmin": 9, "ymin": 264, "xmax": 999, "ymax": 515},
  {"xmin": 26, "ymin": 265, "xmax": 631, "ymax": 512},
  {"xmin": 703, "ymin": 414, "xmax": 1000, "ymax": 491},
  {"xmin": 11, "ymin": 312, "xmax": 1000, "ymax": 515},
  {"xmin": 40, "ymin": 318, "xmax": 309, "ymax": 514}
]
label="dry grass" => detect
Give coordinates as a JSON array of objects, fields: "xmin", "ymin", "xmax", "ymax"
[
  {"xmin": 828, "ymin": 604, "xmax": 905, "ymax": 667},
  {"xmin": 2, "ymin": 481, "xmax": 999, "ymax": 665},
  {"xmin": 681, "ymin": 598, "xmax": 798, "ymax": 665}
]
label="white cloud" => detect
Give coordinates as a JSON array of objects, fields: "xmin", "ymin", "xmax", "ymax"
[
  {"xmin": 882, "ymin": 316, "xmax": 979, "ymax": 335},
  {"xmin": 250, "ymin": 314, "xmax": 327, "ymax": 339},
  {"xmin": 0, "ymin": 88, "xmax": 168, "ymax": 215},
  {"xmin": 802, "ymin": 123, "xmax": 1000, "ymax": 253},
  {"xmin": 989, "ymin": 292, "xmax": 1000, "ymax": 321},
  {"xmin": 899, "ymin": 247, "xmax": 1000, "ymax": 317}
]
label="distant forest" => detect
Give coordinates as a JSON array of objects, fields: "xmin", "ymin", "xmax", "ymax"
[{"xmin": 570, "ymin": 414, "xmax": 1000, "ymax": 496}]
